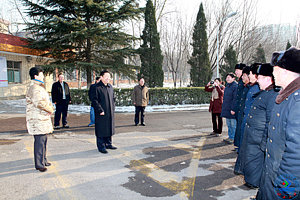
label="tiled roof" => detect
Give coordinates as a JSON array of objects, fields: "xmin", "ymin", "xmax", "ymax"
[{"xmin": 0, "ymin": 33, "xmax": 29, "ymax": 47}]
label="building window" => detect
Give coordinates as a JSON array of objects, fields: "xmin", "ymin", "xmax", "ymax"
[{"xmin": 7, "ymin": 61, "xmax": 21, "ymax": 83}]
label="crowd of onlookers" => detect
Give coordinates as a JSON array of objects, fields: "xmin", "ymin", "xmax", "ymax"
[{"xmin": 205, "ymin": 47, "xmax": 300, "ymax": 199}]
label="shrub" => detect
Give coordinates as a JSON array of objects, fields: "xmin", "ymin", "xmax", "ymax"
[{"xmin": 70, "ymin": 87, "xmax": 211, "ymax": 106}]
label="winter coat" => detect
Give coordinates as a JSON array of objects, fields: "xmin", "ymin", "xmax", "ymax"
[
  {"xmin": 26, "ymin": 80, "xmax": 54, "ymax": 135},
  {"xmin": 234, "ymin": 84, "xmax": 249, "ymax": 148},
  {"xmin": 220, "ymin": 81, "xmax": 238, "ymax": 119},
  {"xmin": 132, "ymin": 85, "xmax": 149, "ymax": 107},
  {"xmin": 233, "ymin": 79, "xmax": 244, "ymax": 114},
  {"xmin": 204, "ymin": 85, "xmax": 224, "ymax": 113},
  {"xmin": 257, "ymin": 77, "xmax": 300, "ymax": 200},
  {"xmin": 51, "ymin": 81, "xmax": 71, "ymax": 104},
  {"xmin": 91, "ymin": 81, "xmax": 115, "ymax": 137},
  {"xmin": 239, "ymin": 86, "xmax": 278, "ymax": 187},
  {"xmin": 89, "ymin": 83, "xmax": 97, "ymax": 102},
  {"xmin": 240, "ymin": 83, "xmax": 260, "ymax": 144}
]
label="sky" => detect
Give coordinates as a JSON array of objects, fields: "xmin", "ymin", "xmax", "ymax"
[
  {"xmin": 173, "ymin": 0, "xmax": 300, "ymax": 26},
  {"xmin": 1, "ymin": 0, "xmax": 299, "ymax": 31}
]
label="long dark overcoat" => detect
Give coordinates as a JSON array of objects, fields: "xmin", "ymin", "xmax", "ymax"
[
  {"xmin": 234, "ymin": 83, "xmax": 248, "ymax": 148},
  {"xmin": 234, "ymin": 83, "xmax": 260, "ymax": 174},
  {"xmin": 257, "ymin": 78, "xmax": 300, "ymax": 200},
  {"xmin": 240, "ymin": 83, "xmax": 260, "ymax": 144},
  {"xmin": 220, "ymin": 81, "xmax": 238, "ymax": 119},
  {"xmin": 91, "ymin": 81, "xmax": 115, "ymax": 137},
  {"xmin": 241, "ymin": 86, "xmax": 277, "ymax": 187}
]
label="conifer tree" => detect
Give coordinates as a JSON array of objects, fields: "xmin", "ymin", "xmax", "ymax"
[
  {"xmin": 286, "ymin": 40, "xmax": 292, "ymax": 50},
  {"xmin": 188, "ymin": 3, "xmax": 211, "ymax": 87},
  {"xmin": 220, "ymin": 45, "xmax": 238, "ymax": 78},
  {"xmin": 252, "ymin": 44, "xmax": 266, "ymax": 63},
  {"xmin": 139, "ymin": 0, "xmax": 164, "ymax": 87},
  {"xmin": 21, "ymin": 0, "xmax": 142, "ymax": 86}
]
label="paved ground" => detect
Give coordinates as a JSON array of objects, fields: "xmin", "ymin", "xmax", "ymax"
[{"xmin": 0, "ymin": 111, "xmax": 257, "ymax": 200}]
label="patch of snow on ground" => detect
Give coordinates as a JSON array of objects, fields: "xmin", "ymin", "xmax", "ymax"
[{"xmin": 0, "ymin": 99, "xmax": 209, "ymax": 114}]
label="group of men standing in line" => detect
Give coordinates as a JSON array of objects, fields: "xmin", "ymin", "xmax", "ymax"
[
  {"xmin": 24, "ymin": 45, "xmax": 300, "ymax": 199},
  {"xmin": 205, "ymin": 47, "xmax": 300, "ymax": 199}
]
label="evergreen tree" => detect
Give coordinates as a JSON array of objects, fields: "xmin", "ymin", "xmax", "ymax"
[
  {"xmin": 22, "ymin": 0, "xmax": 142, "ymax": 86},
  {"xmin": 139, "ymin": 0, "xmax": 164, "ymax": 87},
  {"xmin": 286, "ymin": 40, "xmax": 292, "ymax": 50},
  {"xmin": 188, "ymin": 3, "xmax": 211, "ymax": 87},
  {"xmin": 220, "ymin": 45, "xmax": 238, "ymax": 78},
  {"xmin": 252, "ymin": 44, "xmax": 266, "ymax": 63}
]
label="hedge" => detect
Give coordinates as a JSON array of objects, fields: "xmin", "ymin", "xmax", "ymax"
[{"xmin": 70, "ymin": 87, "xmax": 211, "ymax": 106}]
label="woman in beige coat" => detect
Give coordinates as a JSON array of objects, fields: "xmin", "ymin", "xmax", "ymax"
[{"xmin": 26, "ymin": 67, "xmax": 54, "ymax": 172}]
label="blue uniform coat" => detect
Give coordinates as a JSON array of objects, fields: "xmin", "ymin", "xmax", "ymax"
[
  {"xmin": 234, "ymin": 83, "xmax": 260, "ymax": 174},
  {"xmin": 257, "ymin": 77, "xmax": 300, "ymax": 200},
  {"xmin": 241, "ymin": 86, "xmax": 278, "ymax": 187},
  {"xmin": 234, "ymin": 81, "xmax": 248, "ymax": 148}
]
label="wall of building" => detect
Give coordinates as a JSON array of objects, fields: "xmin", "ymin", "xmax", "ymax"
[{"xmin": 0, "ymin": 52, "xmax": 53, "ymax": 99}]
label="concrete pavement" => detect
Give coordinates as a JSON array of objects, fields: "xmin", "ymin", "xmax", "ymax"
[{"xmin": 0, "ymin": 111, "xmax": 257, "ymax": 200}]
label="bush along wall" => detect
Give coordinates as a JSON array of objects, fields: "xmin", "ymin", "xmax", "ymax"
[{"xmin": 70, "ymin": 87, "xmax": 211, "ymax": 106}]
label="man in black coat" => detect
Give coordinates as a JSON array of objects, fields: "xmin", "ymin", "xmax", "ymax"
[
  {"xmin": 91, "ymin": 70, "xmax": 117, "ymax": 154},
  {"xmin": 51, "ymin": 73, "xmax": 71, "ymax": 129},
  {"xmin": 88, "ymin": 77, "xmax": 100, "ymax": 127}
]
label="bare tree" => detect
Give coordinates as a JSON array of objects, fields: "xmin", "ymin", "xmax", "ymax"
[
  {"xmin": 297, "ymin": 21, "xmax": 300, "ymax": 48},
  {"xmin": 161, "ymin": 13, "xmax": 192, "ymax": 87}
]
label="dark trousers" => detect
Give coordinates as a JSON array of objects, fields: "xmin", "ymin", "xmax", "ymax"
[
  {"xmin": 134, "ymin": 106, "xmax": 145, "ymax": 125},
  {"xmin": 34, "ymin": 134, "xmax": 48, "ymax": 169},
  {"xmin": 96, "ymin": 136, "xmax": 112, "ymax": 151},
  {"xmin": 212, "ymin": 113, "xmax": 223, "ymax": 134},
  {"xmin": 54, "ymin": 99, "xmax": 69, "ymax": 126}
]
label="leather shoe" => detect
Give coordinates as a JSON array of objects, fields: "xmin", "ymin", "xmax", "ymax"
[
  {"xmin": 106, "ymin": 145, "xmax": 117, "ymax": 150},
  {"xmin": 45, "ymin": 162, "xmax": 51, "ymax": 166},
  {"xmin": 99, "ymin": 149, "xmax": 108, "ymax": 154},
  {"xmin": 36, "ymin": 167, "xmax": 47, "ymax": 172},
  {"xmin": 234, "ymin": 170, "xmax": 243, "ymax": 175},
  {"xmin": 244, "ymin": 182, "xmax": 258, "ymax": 189},
  {"xmin": 140, "ymin": 123, "xmax": 145, "ymax": 126}
]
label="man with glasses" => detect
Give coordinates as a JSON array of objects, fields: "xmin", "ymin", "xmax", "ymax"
[{"xmin": 256, "ymin": 47, "xmax": 300, "ymax": 200}]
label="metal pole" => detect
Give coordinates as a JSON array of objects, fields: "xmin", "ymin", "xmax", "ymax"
[
  {"xmin": 216, "ymin": 12, "xmax": 237, "ymax": 79},
  {"xmin": 216, "ymin": 26, "xmax": 220, "ymax": 78}
]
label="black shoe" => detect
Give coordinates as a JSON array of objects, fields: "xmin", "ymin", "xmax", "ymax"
[
  {"xmin": 63, "ymin": 124, "xmax": 69, "ymax": 128},
  {"xmin": 244, "ymin": 182, "xmax": 258, "ymax": 189},
  {"xmin": 99, "ymin": 149, "xmax": 108, "ymax": 154},
  {"xmin": 54, "ymin": 126, "xmax": 60, "ymax": 130},
  {"xmin": 106, "ymin": 145, "xmax": 117, "ymax": 150},
  {"xmin": 36, "ymin": 167, "xmax": 47, "ymax": 172},
  {"xmin": 234, "ymin": 170, "xmax": 243, "ymax": 175},
  {"xmin": 140, "ymin": 123, "xmax": 145, "ymax": 126},
  {"xmin": 45, "ymin": 162, "xmax": 51, "ymax": 166},
  {"xmin": 134, "ymin": 124, "xmax": 138, "ymax": 126},
  {"xmin": 209, "ymin": 132, "xmax": 218, "ymax": 135}
]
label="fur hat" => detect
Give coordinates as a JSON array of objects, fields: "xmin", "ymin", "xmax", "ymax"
[
  {"xmin": 235, "ymin": 63, "xmax": 246, "ymax": 70},
  {"xmin": 271, "ymin": 47, "xmax": 300, "ymax": 73},
  {"xmin": 250, "ymin": 63, "xmax": 262, "ymax": 75},
  {"xmin": 257, "ymin": 63, "xmax": 273, "ymax": 77},
  {"xmin": 242, "ymin": 66, "xmax": 251, "ymax": 75}
]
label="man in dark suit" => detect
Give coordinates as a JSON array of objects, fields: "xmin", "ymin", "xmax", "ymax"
[
  {"xmin": 91, "ymin": 70, "xmax": 117, "ymax": 154},
  {"xmin": 51, "ymin": 73, "xmax": 71, "ymax": 129}
]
